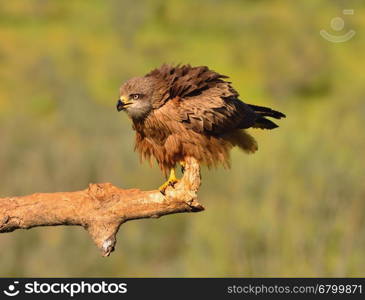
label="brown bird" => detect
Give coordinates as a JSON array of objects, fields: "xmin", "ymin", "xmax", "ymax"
[{"xmin": 117, "ymin": 64, "xmax": 285, "ymax": 193}]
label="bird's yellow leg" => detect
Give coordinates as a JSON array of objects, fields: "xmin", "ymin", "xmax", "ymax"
[{"xmin": 159, "ymin": 168, "xmax": 179, "ymax": 194}]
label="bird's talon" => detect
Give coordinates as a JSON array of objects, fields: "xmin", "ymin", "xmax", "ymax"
[
  {"xmin": 169, "ymin": 179, "xmax": 178, "ymax": 187},
  {"xmin": 159, "ymin": 184, "xmax": 167, "ymax": 195},
  {"xmin": 159, "ymin": 169, "xmax": 179, "ymax": 194},
  {"xmin": 159, "ymin": 179, "xmax": 178, "ymax": 195},
  {"xmin": 180, "ymin": 161, "xmax": 186, "ymax": 174}
]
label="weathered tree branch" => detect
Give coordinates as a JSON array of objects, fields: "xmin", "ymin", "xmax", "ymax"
[{"xmin": 0, "ymin": 157, "xmax": 204, "ymax": 256}]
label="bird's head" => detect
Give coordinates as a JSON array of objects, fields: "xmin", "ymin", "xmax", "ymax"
[{"xmin": 117, "ymin": 76, "xmax": 164, "ymax": 121}]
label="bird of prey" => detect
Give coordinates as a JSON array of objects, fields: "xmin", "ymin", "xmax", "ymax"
[{"xmin": 117, "ymin": 64, "xmax": 285, "ymax": 193}]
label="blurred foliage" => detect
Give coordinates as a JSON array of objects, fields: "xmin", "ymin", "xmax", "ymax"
[{"xmin": 0, "ymin": 0, "xmax": 365, "ymax": 277}]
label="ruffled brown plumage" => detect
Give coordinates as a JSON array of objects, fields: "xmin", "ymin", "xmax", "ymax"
[{"xmin": 118, "ymin": 64, "xmax": 285, "ymax": 176}]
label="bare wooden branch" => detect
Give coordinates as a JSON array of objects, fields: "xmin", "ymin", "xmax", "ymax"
[{"xmin": 0, "ymin": 157, "xmax": 204, "ymax": 256}]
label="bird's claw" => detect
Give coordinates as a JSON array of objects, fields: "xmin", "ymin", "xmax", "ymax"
[
  {"xmin": 159, "ymin": 178, "xmax": 179, "ymax": 195},
  {"xmin": 180, "ymin": 161, "xmax": 186, "ymax": 174}
]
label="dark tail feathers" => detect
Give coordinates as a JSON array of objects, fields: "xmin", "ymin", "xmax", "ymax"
[{"xmin": 248, "ymin": 104, "xmax": 286, "ymax": 130}]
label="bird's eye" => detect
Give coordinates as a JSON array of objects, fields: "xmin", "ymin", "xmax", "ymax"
[{"xmin": 131, "ymin": 94, "xmax": 141, "ymax": 100}]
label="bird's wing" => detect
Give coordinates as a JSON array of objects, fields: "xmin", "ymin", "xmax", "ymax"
[
  {"xmin": 178, "ymin": 86, "xmax": 257, "ymax": 135},
  {"xmin": 147, "ymin": 64, "xmax": 257, "ymax": 134}
]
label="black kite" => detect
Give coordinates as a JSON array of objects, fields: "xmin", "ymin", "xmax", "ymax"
[{"xmin": 117, "ymin": 64, "xmax": 285, "ymax": 192}]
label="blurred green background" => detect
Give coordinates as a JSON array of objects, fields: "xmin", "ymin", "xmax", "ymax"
[{"xmin": 0, "ymin": 0, "xmax": 364, "ymax": 277}]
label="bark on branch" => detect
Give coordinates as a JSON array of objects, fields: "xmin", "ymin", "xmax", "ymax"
[{"xmin": 0, "ymin": 157, "xmax": 204, "ymax": 256}]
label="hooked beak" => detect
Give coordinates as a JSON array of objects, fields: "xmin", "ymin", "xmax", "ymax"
[{"xmin": 116, "ymin": 96, "xmax": 132, "ymax": 112}]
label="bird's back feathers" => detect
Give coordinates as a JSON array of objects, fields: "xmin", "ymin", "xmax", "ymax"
[{"xmin": 146, "ymin": 64, "xmax": 237, "ymax": 101}]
